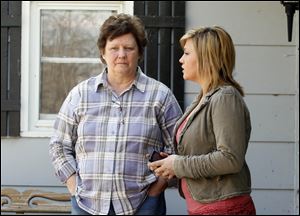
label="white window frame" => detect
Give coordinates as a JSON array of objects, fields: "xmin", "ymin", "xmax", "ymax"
[{"xmin": 20, "ymin": 1, "xmax": 133, "ymax": 137}]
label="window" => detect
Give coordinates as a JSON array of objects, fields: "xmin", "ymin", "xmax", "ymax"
[{"xmin": 21, "ymin": 1, "xmax": 133, "ymax": 137}]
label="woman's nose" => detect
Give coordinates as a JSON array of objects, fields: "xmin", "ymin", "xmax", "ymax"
[
  {"xmin": 179, "ymin": 55, "xmax": 183, "ymax": 64},
  {"xmin": 118, "ymin": 48, "xmax": 126, "ymax": 58}
]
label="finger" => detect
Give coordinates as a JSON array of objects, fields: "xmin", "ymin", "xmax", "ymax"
[
  {"xmin": 154, "ymin": 171, "xmax": 162, "ymax": 177},
  {"xmin": 148, "ymin": 162, "xmax": 160, "ymax": 171},
  {"xmin": 160, "ymin": 152, "xmax": 169, "ymax": 157},
  {"xmin": 162, "ymin": 171, "xmax": 170, "ymax": 178},
  {"xmin": 154, "ymin": 167, "xmax": 164, "ymax": 176},
  {"xmin": 147, "ymin": 162, "xmax": 154, "ymax": 170},
  {"xmin": 149, "ymin": 160, "xmax": 163, "ymax": 168}
]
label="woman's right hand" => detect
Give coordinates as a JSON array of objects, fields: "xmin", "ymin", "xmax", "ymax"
[
  {"xmin": 66, "ymin": 174, "xmax": 76, "ymax": 195},
  {"xmin": 148, "ymin": 154, "xmax": 177, "ymax": 179}
]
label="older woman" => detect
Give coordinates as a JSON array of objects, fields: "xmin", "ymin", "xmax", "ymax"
[
  {"xmin": 149, "ymin": 26, "xmax": 256, "ymax": 215},
  {"xmin": 49, "ymin": 14, "xmax": 182, "ymax": 215}
]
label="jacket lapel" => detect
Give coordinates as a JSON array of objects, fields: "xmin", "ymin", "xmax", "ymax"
[{"xmin": 174, "ymin": 87, "xmax": 222, "ymax": 151}]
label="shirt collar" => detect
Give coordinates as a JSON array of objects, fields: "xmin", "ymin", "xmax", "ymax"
[{"xmin": 94, "ymin": 66, "xmax": 147, "ymax": 93}]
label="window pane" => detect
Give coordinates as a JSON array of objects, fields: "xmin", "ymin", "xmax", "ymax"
[
  {"xmin": 39, "ymin": 9, "xmax": 114, "ymax": 118},
  {"xmin": 40, "ymin": 63, "xmax": 104, "ymax": 115},
  {"xmin": 41, "ymin": 10, "xmax": 116, "ymax": 58}
]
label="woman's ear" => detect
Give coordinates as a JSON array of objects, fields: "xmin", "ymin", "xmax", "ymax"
[{"xmin": 101, "ymin": 50, "xmax": 105, "ymax": 59}]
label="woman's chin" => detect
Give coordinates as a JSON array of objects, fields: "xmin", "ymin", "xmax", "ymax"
[{"xmin": 183, "ymin": 74, "xmax": 188, "ymax": 80}]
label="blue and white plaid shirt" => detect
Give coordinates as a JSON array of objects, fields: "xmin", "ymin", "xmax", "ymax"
[{"xmin": 49, "ymin": 67, "xmax": 182, "ymax": 214}]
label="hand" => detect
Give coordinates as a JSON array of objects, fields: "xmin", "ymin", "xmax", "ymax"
[
  {"xmin": 148, "ymin": 177, "xmax": 168, "ymax": 196},
  {"xmin": 66, "ymin": 174, "xmax": 76, "ymax": 196},
  {"xmin": 148, "ymin": 155, "xmax": 177, "ymax": 179}
]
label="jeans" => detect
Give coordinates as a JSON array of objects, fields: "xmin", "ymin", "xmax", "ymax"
[
  {"xmin": 135, "ymin": 192, "xmax": 166, "ymax": 215},
  {"xmin": 71, "ymin": 196, "xmax": 90, "ymax": 215},
  {"xmin": 71, "ymin": 192, "xmax": 166, "ymax": 215},
  {"xmin": 71, "ymin": 196, "xmax": 116, "ymax": 215}
]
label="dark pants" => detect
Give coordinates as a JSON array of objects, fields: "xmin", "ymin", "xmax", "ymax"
[
  {"xmin": 71, "ymin": 192, "xmax": 166, "ymax": 215},
  {"xmin": 135, "ymin": 192, "xmax": 166, "ymax": 215}
]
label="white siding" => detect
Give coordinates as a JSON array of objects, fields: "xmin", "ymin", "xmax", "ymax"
[
  {"xmin": 247, "ymin": 142, "xmax": 295, "ymax": 189},
  {"xmin": 252, "ymin": 189, "xmax": 294, "ymax": 215},
  {"xmin": 235, "ymin": 46, "xmax": 297, "ymax": 94},
  {"xmin": 186, "ymin": 1, "xmax": 291, "ymax": 45},
  {"xmin": 185, "ymin": 1, "xmax": 299, "ymax": 214},
  {"xmin": 1, "ymin": 138, "xmax": 57, "ymax": 186}
]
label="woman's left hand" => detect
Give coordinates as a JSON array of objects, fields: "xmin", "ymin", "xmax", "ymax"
[
  {"xmin": 148, "ymin": 155, "xmax": 177, "ymax": 179},
  {"xmin": 147, "ymin": 177, "xmax": 168, "ymax": 196}
]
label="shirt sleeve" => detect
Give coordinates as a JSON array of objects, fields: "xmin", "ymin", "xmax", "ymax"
[
  {"xmin": 160, "ymin": 90, "xmax": 183, "ymax": 154},
  {"xmin": 49, "ymin": 87, "xmax": 80, "ymax": 183}
]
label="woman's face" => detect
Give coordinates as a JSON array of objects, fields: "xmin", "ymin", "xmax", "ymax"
[
  {"xmin": 179, "ymin": 39, "xmax": 199, "ymax": 82},
  {"xmin": 103, "ymin": 33, "xmax": 139, "ymax": 74}
]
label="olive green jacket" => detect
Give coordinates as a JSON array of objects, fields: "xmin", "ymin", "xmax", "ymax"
[{"xmin": 173, "ymin": 85, "xmax": 252, "ymax": 203}]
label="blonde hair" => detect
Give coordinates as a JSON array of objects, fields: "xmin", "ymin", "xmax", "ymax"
[{"xmin": 180, "ymin": 26, "xmax": 244, "ymax": 96}]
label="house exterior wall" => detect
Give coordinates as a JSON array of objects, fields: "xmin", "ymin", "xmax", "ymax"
[
  {"xmin": 1, "ymin": 1, "xmax": 299, "ymax": 215},
  {"xmin": 184, "ymin": 1, "xmax": 299, "ymax": 215}
]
